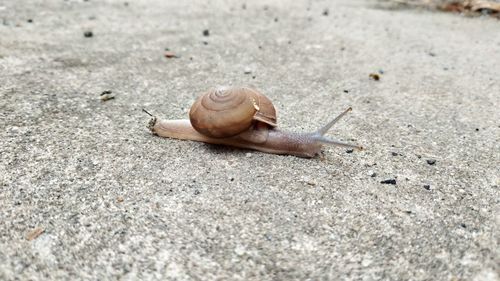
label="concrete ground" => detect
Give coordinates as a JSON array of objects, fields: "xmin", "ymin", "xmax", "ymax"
[{"xmin": 0, "ymin": 0, "xmax": 499, "ymax": 280}]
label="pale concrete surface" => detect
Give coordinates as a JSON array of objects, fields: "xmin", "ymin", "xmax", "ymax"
[{"xmin": 0, "ymin": 0, "xmax": 499, "ymax": 280}]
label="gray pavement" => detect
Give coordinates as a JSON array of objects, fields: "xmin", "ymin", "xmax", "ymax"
[{"xmin": 0, "ymin": 0, "xmax": 499, "ymax": 280}]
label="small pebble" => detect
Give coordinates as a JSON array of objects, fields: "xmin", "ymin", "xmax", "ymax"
[
  {"xmin": 83, "ymin": 31, "xmax": 93, "ymax": 38},
  {"xmin": 274, "ymin": 18, "xmax": 278, "ymax": 22},
  {"xmin": 100, "ymin": 90, "xmax": 115, "ymax": 101},
  {"xmin": 202, "ymin": 29, "xmax": 210, "ymax": 36},
  {"xmin": 164, "ymin": 51, "xmax": 179, "ymax": 58},
  {"xmin": 242, "ymin": 3, "xmax": 246, "ymax": 9},
  {"xmin": 27, "ymin": 19, "xmax": 33, "ymax": 23},
  {"xmin": 380, "ymin": 179, "xmax": 396, "ymax": 185},
  {"xmin": 475, "ymin": 128, "xmax": 479, "ymax": 131},
  {"xmin": 460, "ymin": 223, "xmax": 466, "ymax": 228},
  {"xmin": 367, "ymin": 170, "xmax": 376, "ymax": 177},
  {"xmin": 26, "ymin": 227, "xmax": 44, "ymax": 241},
  {"xmin": 391, "ymin": 152, "xmax": 398, "ymax": 156},
  {"xmin": 343, "ymin": 90, "xmax": 349, "ymax": 93},
  {"xmin": 244, "ymin": 68, "xmax": 252, "ymax": 74},
  {"xmin": 423, "ymin": 184, "xmax": 431, "ymax": 190},
  {"xmin": 202, "ymin": 41, "xmax": 208, "ymax": 45},
  {"xmin": 346, "ymin": 149, "xmax": 354, "ymax": 154},
  {"xmin": 426, "ymin": 159, "xmax": 436, "ymax": 165},
  {"xmin": 322, "ymin": 8, "xmax": 329, "ymax": 16},
  {"xmin": 369, "ymin": 73, "xmax": 380, "ymax": 81}
]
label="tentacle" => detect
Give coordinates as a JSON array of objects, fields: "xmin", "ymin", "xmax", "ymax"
[
  {"xmin": 313, "ymin": 107, "xmax": 363, "ymax": 150},
  {"xmin": 313, "ymin": 134, "xmax": 363, "ymax": 150},
  {"xmin": 316, "ymin": 107, "xmax": 352, "ymax": 136}
]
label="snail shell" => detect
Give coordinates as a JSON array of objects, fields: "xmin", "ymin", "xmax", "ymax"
[{"xmin": 189, "ymin": 87, "xmax": 277, "ymax": 138}]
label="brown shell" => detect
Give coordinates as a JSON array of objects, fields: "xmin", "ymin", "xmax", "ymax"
[{"xmin": 189, "ymin": 86, "xmax": 277, "ymax": 138}]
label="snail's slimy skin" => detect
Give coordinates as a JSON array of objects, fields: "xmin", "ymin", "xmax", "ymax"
[{"xmin": 148, "ymin": 117, "xmax": 360, "ymax": 158}]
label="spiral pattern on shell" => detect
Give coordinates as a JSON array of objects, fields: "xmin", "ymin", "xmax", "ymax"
[{"xmin": 189, "ymin": 87, "xmax": 277, "ymax": 138}]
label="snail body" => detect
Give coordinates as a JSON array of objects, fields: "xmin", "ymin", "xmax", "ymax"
[{"xmin": 147, "ymin": 86, "xmax": 362, "ymax": 158}]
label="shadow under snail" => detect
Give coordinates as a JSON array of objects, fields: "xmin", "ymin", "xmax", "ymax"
[{"xmin": 145, "ymin": 86, "xmax": 363, "ymax": 158}]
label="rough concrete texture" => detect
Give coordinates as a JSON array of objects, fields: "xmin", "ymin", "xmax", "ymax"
[{"xmin": 0, "ymin": 0, "xmax": 499, "ymax": 280}]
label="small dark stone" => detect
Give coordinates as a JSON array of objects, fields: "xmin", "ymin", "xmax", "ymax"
[
  {"xmin": 460, "ymin": 223, "xmax": 466, "ymax": 228},
  {"xmin": 416, "ymin": 154, "xmax": 422, "ymax": 159},
  {"xmin": 429, "ymin": 52, "xmax": 436, "ymax": 57},
  {"xmin": 369, "ymin": 73, "xmax": 380, "ymax": 81},
  {"xmin": 274, "ymin": 18, "xmax": 278, "ymax": 22},
  {"xmin": 252, "ymin": 76, "xmax": 256, "ymax": 79},
  {"xmin": 475, "ymin": 128, "xmax": 479, "ymax": 131},
  {"xmin": 202, "ymin": 29, "xmax": 210, "ymax": 36},
  {"xmin": 258, "ymin": 45, "xmax": 262, "ymax": 49},
  {"xmin": 27, "ymin": 19, "xmax": 33, "ymax": 23},
  {"xmin": 405, "ymin": 210, "xmax": 412, "ymax": 214},
  {"xmin": 380, "ymin": 179, "xmax": 396, "ymax": 185},
  {"xmin": 426, "ymin": 159, "xmax": 436, "ymax": 165},
  {"xmin": 202, "ymin": 41, "xmax": 208, "ymax": 45},
  {"xmin": 346, "ymin": 149, "xmax": 354, "ymax": 154},
  {"xmin": 83, "ymin": 31, "xmax": 93, "ymax": 38},
  {"xmin": 194, "ymin": 190, "xmax": 201, "ymax": 195},
  {"xmin": 322, "ymin": 8, "xmax": 329, "ymax": 16},
  {"xmin": 370, "ymin": 172, "xmax": 377, "ymax": 178},
  {"xmin": 242, "ymin": 3, "xmax": 246, "ymax": 9},
  {"xmin": 391, "ymin": 152, "xmax": 398, "ymax": 156},
  {"xmin": 101, "ymin": 90, "xmax": 112, "ymax": 96},
  {"xmin": 230, "ymin": 177, "xmax": 234, "ymax": 182},
  {"xmin": 124, "ymin": 2, "xmax": 129, "ymax": 6},
  {"xmin": 288, "ymin": 40, "xmax": 292, "ymax": 44},
  {"xmin": 423, "ymin": 184, "xmax": 431, "ymax": 190},
  {"xmin": 343, "ymin": 90, "xmax": 349, "ymax": 93}
]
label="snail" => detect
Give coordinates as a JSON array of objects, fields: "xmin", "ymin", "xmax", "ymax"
[{"xmin": 145, "ymin": 86, "xmax": 363, "ymax": 158}]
